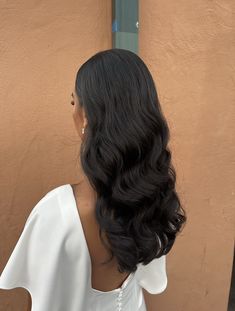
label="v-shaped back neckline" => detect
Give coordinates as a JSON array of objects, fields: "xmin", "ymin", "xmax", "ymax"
[{"xmin": 66, "ymin": 183, "xmax": 135, "ymax": 294}]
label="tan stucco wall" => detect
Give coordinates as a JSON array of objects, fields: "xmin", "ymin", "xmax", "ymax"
[
  {"xmin": 0, "ymin": 1, "xmax": 234, "ymax": 311},
  {"xmin": 139, "ymin": 1, "xmax": 235, "ymax": 311},
  {"xmin": 0, "ymin": 1, "xmax": 111, "ymax": 309}
]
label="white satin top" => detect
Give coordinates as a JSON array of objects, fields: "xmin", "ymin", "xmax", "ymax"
[{"xmin": 0, "ymin": 184, "xmax": 168, "ymax": 311}]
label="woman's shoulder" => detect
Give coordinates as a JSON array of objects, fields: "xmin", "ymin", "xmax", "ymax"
[
  {"xmin": 0, "ymin": 183, "xmax": 77, "ymax": 292},
  {"xmin": 33, "ymin": 183, "xmax": 66, "ymax": 209},
  {"xmin": 25, "ymin": 184, "xmax": 69, "ymax": 224}
]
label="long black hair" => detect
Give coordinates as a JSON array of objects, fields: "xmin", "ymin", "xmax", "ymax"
[{"xmin": 75, "ymin": 48, "xmax": 187, "ymax": 274}]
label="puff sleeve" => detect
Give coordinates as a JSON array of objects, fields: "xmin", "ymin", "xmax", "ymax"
[
  {"xmin": 0, "ymin": 185, "xmax": 86, "ymax": 311},
  {"xmin": 136, "ymin": 255, "xmax": 168, "ymax": 294},
  {"xmin": 0, "ymin": 192, "xmax": 53, "ymax": 297},
  {"xmin": 0, "ymin": 205, "xmax": 40, "ymax": 295}
]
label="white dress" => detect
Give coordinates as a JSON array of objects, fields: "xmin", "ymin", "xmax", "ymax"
[{"xmin": 0, "ymin": 184, "xmax": 168, "ymax": 311}]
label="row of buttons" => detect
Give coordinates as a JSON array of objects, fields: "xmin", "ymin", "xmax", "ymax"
[
  {"xmin": 116, "ymin": 273, "xmax": 134, "ymax": 311},
  {"xmin": 116, "ymin": 288, "xmax": 123, "ymax": 311}
]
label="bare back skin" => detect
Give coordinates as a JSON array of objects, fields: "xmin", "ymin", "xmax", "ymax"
[{"xmin": 71, "ymin": 183, "xmax": 131, "ymax": 292}]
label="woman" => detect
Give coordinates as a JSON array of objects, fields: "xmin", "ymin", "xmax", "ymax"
[{"xmin": 0, "ymin": 48, "xmax": 186, "ymax": 311}]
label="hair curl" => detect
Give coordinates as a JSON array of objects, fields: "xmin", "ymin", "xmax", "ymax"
[{"xmin": 75, "ymin": 48, "xmax": 187, "ymax": 274}]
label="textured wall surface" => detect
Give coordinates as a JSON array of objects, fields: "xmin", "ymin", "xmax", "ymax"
[
  {"xmin": 0, "ymin": 1, "xmax": 234, "ymax": 311},
  {"xmin": 0, "ymin": 1, "xmax": 111, "ymax": 309},
  {"xmin": 139, "ymin": 1, "xmax": 235, "ymax": 311}
]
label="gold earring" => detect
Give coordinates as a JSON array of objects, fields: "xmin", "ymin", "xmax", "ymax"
[{"xmin": 82, "ymin": 127, "xmax": 85, "ymax": 134}]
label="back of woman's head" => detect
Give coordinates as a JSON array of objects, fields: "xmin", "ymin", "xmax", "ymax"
[{"xmin": 75, "ymin": 48, "xmax": 187, "ymax": 273}]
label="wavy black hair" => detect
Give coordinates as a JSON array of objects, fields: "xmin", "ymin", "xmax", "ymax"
[{"xmin": 75, "ymin": 48, "xmax": 187, "ymax": 274}]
